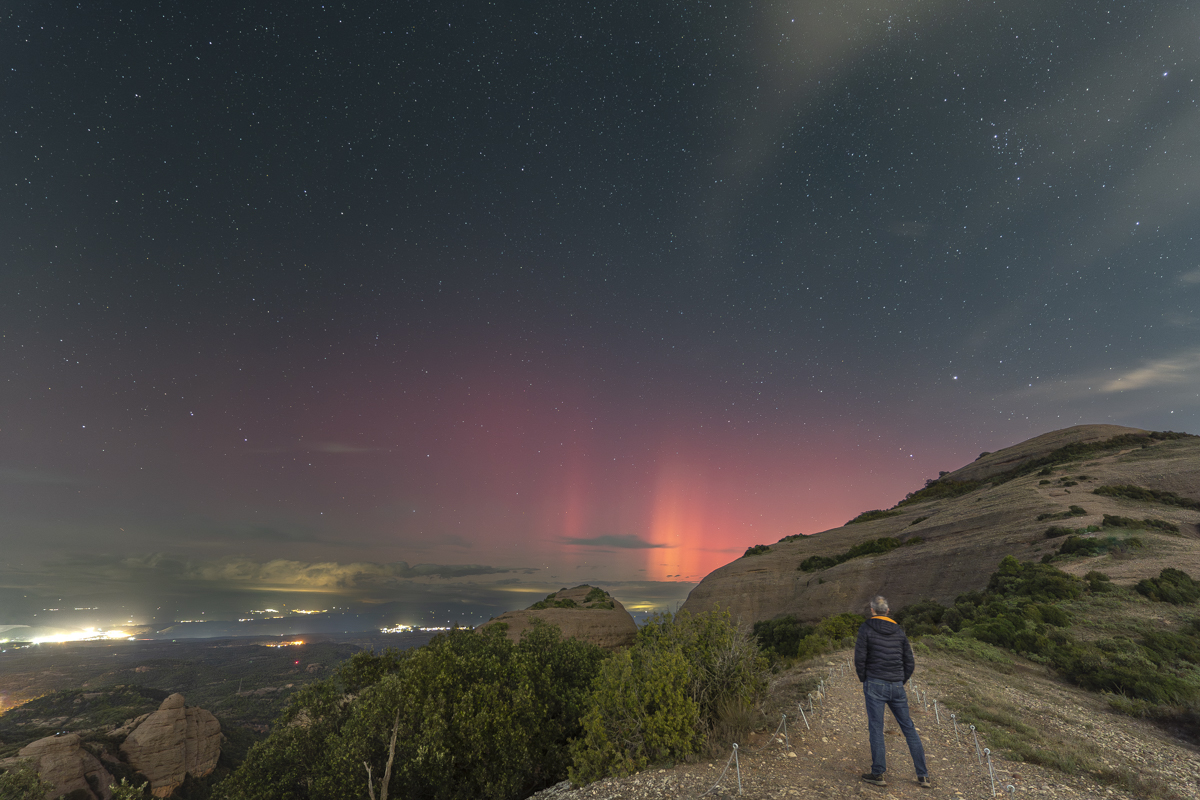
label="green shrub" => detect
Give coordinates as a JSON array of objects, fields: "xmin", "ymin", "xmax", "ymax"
[
  {"xmin": 798, "ymin": 536, "xmax": 917, "ymax": 572},
  {"xmin": 1044, "ymin": 526, "xmax": 1074, "ymax": 539},
  {"xmin": 1136, "ymin": 568, "xmax": 1200, "ymax": 605},
  {"xmin": 109, "ymin": 778, "xmax": 150, "ymax": 800},
  {"xmin": 741, "ymin": 544, "xmax": 770, "ymax": 557},
  {"xmin": 1101, "ymin": 514, "xmax": 1179, "ymax": 534},
  {"xmin": 846, "ymin": 509, "xmax": 901, "ymax": 524},
  {"xmin": 895, "ymin": 478, "xmax": 984, "ymax": 507},
  {"xmin": 570, "ymin": 608, "xmax": 767, "ymax": 783},
  {"xmin": 752, "ymin": 615, "xmax": 814, "ymax": 659},
  {"xmin": 1039, "ymin": 479, "xmax": 1052, "ymax": 485},
  {"xmin": 798, "ymin": 555, "xmax": 839, "ymax": 572},
  {"xmin": 218, "ymin": 623, "xmax": 607, "ymax": 800},
  {"xmin": 1085, "ymin": 571, "xmax": 1114, "ymax": 593},
  {"xmin": 1093, "ymin": 485, "xmax": 1200, "ymax": 511},
  {"xmin": 987, "ymin": 556, "xmax": 1083, "ymax": 601},
  {"xmin": 0, "ymin": 760, "xmax": 54, "ymax": 800},
  {"xmin": 1056, "ymin": 535, "xmax": 1142, "ymax": 558},
  {"xmin": 910, "ymin": 516, "xmax": 929, "ymax": 526}
]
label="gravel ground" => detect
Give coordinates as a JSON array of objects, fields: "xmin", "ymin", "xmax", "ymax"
[{"xmin": 530, "ymin": 651, "xmax": 1199, "ymax": 800}]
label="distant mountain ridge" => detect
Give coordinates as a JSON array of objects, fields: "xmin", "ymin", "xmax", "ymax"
[{"xmin": 680, "ymin": 424, "xmax": 1200, "ymax": 624}]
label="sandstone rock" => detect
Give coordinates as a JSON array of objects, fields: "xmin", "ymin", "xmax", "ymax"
[
  {"xmin": 478, "ymin": 584, "xmax": 637, "ymax": 649},
  {"xmin": 681, "ymin": 426, "xmax": 1200, "ymax": 625},
  {"xmin": 10, "ymin": 733, "xmax": 115, "ymax": 800},
  {"xmin": 119, "ymin": 693, "xmax": 220, "ymax": 798}
]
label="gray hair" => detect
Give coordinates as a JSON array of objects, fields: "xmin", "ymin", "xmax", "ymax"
[{"xmin": 869, "ymin": 595, "xmax": 889, "ymax": 615}]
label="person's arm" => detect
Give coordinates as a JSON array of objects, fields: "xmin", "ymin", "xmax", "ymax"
[
  {"xmin": 901, "ymin": 634, "xmax": 915, "ymax": 684},
  {"xmin": 854, "ymin": 624, "xmax": 868, "ymax": 682}
]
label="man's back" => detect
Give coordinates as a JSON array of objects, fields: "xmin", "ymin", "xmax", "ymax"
[{"xmin": 854, "ymin": 616, "xmax": 913, "ymax": 684}]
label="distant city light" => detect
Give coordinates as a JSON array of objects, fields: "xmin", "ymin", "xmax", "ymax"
[
  {"xmin": 380, "ymin": 624, "xmax": 452, "ymax": 633},
  {"xmin": 23, "ymin": 628, "xmax": 132, "ymax": 644}
]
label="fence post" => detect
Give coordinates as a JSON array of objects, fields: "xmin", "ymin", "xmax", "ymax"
[{"xmin": 733, "ymin": 743, "xmax": 742, "ymax": 795}]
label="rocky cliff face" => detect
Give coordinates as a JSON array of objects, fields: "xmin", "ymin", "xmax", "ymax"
[
  {"xmin": 681, "ymin": 425, "xmax": 1200, "ymax": 625},
  {"xmin": 119, "ymin": 693, "xmax": 220, "ymax": 798},
  {"xmin": 1, "ymin": 733, "xmax": 115, "ymax": 800},
  {"xmin": 478, "ymin": 584, "xmax": 638, "ymax": 649}
]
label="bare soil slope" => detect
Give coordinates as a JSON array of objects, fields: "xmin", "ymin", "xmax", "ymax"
[{"xmin": 681, "ymin": 426, "xmax": 1200, "ymax": 625}]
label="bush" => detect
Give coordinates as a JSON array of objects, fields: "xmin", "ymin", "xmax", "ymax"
[
  {"xmin": 894, "ymin": 598, "xmax": 946, "ymax": 636},
  {"xmin": 895, "ymin": 478, "xmax": 984, "ymax": 507},
  {"xmin": 1136, "ymin": 569, "xmax": 1200, "ymax": 605},
  {"xmin": 0, "ymin": 760, "xmax": 54, "ymax": 800},
  {"xmin": 1056, "ymin": 535, "xmax": 1142, "ymax": 558},
  {"xmin": 218, "ymin": 623, "xmax": 608, "ymax": 800},
  {"xmin": 798, "ymin": 537, "xmax": 918, "ymax": 572},
  {"xmin": 752, "ymin": 616, "xmax": 813, "ymax": 659},
  {"xmin": 1101, "ymin": 514, "xmax": 1179, "ymax": 534},
  {"xmin": 846, "ymin": 509, "xmax": 901, "ymax": 524},
  {"xmin": 109, "ymin": 779, "xmax": 150, "ymax": 799},
  {"xmin": 741, "ymin": 544, "xmax": 770, "ymax": 557},
  {"xmin": 1085, "ymin": 571, "xmax": 1114, "ymax": 593},
  {"xmin": 570, "ymin": 609, "xmax": 767, "ymax": 783},
  {"xmin": 1044, "ymin": 526, "xmax": 1074, "ymax": 539},
  {"xmin": 987, "ymin": 556, "xmax": 1083, "ymax": 601},
  {"xmin": 1093, "ymin": 485, "xmax": 1200, "ymax": 511}
]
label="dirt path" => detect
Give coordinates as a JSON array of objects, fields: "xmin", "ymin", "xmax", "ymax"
[{"xmin": 531, "ymin": 652, "xmax": 1197, "ymax": 800}]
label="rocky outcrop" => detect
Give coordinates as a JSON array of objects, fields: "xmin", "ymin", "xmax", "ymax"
[
  {"xmin": 2, "ymin": 733, "xmax": 115, "ymax": 800},
  {"xmin": 681, "ymin": 426, "xmax": 1200, "ymax": 625},
  {"xmin": 478, "ymin": 585, "xmax": 637, "ymax": 649},
  {"xmin": 119, "ymin": 693, "xmax": 220, "ymax": 798}
]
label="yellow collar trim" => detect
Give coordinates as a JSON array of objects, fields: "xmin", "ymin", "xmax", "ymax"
[{"xmin": 871, "ymin": 615, "xmax": 897, "ymax": 624}]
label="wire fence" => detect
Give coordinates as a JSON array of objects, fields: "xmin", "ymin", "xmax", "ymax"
[{"xmin": 690, "ymin": 651, "xmax": 1019, "ymax": 798}]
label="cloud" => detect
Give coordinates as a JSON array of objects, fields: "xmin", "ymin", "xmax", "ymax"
[
  {"xmin": 1100, "ymin": 350, "xmax": 1200, "ymax": 392},
  {"xmin": 1180, "ymin": 268, "xmax": 1200, "ymax": 286},
  {"xmin": 561, "ymin": 534, "xmax": 671, "ymax": 549},
  {"xmin": 175, "ymin": 557, "xmax": 533, "ymax": 588}
]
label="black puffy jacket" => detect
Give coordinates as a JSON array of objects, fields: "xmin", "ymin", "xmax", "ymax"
[{"xmin": 854, "ymin": 616, "xmax": 915, "ymax": 684}]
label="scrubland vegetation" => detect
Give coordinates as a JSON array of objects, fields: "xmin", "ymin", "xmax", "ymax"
[
  {"xmin": 886, "ymin": 557, "xmax": 1200, "ymax": 738},
  {"xmin": 215, "ymin": 609, "xmax": 767, "ymax": 800}
]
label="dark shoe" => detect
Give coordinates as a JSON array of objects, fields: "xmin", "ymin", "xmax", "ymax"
[
  {"xmin": 917, "ymin": 776, "xmax": 933, "ymax": 788},
  {"xmin": 861, "ymin": 773, "xmax": 886, "ymax": 786}
]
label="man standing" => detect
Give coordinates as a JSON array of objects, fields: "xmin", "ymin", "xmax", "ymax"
[{"xmin": 853, "ymin": 595, "xmax": 931, "ymax": 788}]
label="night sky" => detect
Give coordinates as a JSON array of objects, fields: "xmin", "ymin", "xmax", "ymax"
[{"xmin": 3, "ymin": 1, "xmax": 1198, "ymax": 634}]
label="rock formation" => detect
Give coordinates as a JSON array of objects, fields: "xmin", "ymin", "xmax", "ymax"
[
  {"xmin": 119, "ymin": 693, "xmax": 220, "ymax": 798},
  {"xmin": 681, "ymin": 425, "xmax": 1200, "ymax": 625},
  {"xmin": 478, "ymin": 584, "xmax": 638, "ymax": 649},
  {"xmin": 4, "ymin": 733, "xmax": 115, "ymax": 800}
]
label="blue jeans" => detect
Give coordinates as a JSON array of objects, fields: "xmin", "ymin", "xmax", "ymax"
[{"xmin": 863, "ymin": 679, "xmax": 928, "ymax": 778}]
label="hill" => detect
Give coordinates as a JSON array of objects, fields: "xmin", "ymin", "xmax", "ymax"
[
  {"xmin": 680, "ymin": 425, "xmax": 1200, "ymax": 624},
  {"xmin": 477, "ymin": 585, "xmax": 638, "ymax": 650}
]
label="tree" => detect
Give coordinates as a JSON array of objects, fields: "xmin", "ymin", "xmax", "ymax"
[
  {"xmin": 109, "ymin": 778, "xmax": 150, "ymax": 799},
  {"xmin": 0, "ymin": 759, "xmax": 53, "ymax": 800},
  {"xmin": 218, "ymin": 623, "xmax": 607, "ymax": 800},
  {"xmin": 570, "ymin": 608, "xmax": 768, "ymax": 784}
]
